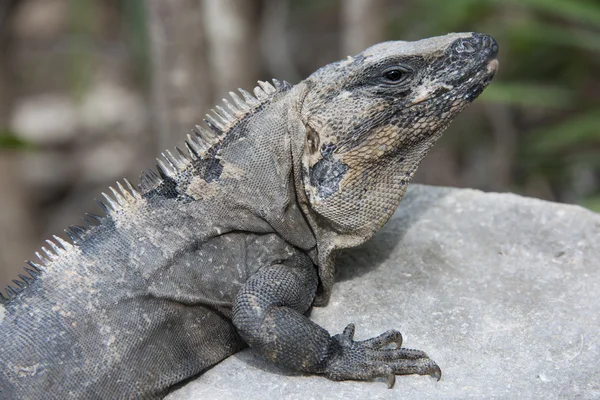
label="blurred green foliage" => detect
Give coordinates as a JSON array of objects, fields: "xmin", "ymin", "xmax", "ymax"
[
  {"xmin": 122, "ymin": 0, "xmax": 150, "ymax": 86},
  {"xmin": 0, "ymin": 129, "xmax": 30, "ymax": 149},
  {"xmin": 67, "ymin": 0, "xmax": 149, "ymax": 97},
  {"xmin": 68, "ymin": 0, "xmax": 95, "ymax": 101}
]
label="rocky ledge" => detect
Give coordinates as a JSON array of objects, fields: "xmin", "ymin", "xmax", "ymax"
[{"xmin": 169, "ymin": 185, "xmax": 600, "ymax": 400}]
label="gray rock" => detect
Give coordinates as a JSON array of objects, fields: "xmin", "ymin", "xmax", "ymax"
[{"xmin": 168, "ymin": 185, "xmax": 600, "ymax": 400}]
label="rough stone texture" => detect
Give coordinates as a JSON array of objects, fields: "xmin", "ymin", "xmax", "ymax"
[{"xmin": 167, "ymin": 184, "xmax": 599, "ymax": 399}]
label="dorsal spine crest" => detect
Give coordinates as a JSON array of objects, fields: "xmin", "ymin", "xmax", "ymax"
[{"xmin": 2, "ymin": 79, "xmax": 290, "ymax": 303}]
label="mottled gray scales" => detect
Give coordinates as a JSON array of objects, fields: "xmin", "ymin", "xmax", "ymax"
[{"xmin": 0, "ymin": 33, "xmax": 497, "ymax": 398}]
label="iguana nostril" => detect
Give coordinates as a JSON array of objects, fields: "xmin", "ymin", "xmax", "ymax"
[
  {"xmin": 454, "ymin": 34, "xmax": 499, "ymax": 59},
  {"xmin": 456, "ymin": 40, "xmax": 477, "ymax": 54}
]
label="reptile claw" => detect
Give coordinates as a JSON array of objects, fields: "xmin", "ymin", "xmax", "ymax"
[
  {"xmin": 430, "ymin": 363, "xmax": 442, "ymax": 381},
  {"xmin": 342, "ymin": 323, "xmax": 355, "ymax": 340},
  {"xmin": 387, "ymin": 373, "xmax": 396, "ymax": 388}
]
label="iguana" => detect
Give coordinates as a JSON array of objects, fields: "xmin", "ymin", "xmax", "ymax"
[{"xmin": 0, "ymin": 32, "xmax": 498, "ymax": 399}]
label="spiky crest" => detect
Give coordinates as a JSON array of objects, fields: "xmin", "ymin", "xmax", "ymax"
[{"xmin": 1, "ymin": 79, "xmax": 291, "ymax": 304}]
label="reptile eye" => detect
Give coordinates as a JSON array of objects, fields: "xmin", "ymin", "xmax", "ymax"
[
  {"xmin": 385, "ymin": 70, "xmax": 403, "ymax": 81},
  {"xmin": 382, "ymin": 67, "xmax": 411, "ymax": 84}
]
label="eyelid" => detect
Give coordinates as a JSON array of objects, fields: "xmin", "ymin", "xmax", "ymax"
[
  {"xmin": 380, "ymin": 65, "xmax": 413, "ymax": 84},
  {"xmin": 382, "ymin": 65, "xmax": 413, "ymax": 75}
]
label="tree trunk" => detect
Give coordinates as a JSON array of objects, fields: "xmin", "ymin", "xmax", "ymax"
[
  {"xmin": 202, "ymin": 0, "xmax": 260, "ymax": 98},
  {"xmin": 341, "ymin": 0, "xmax": 388, "ymax": 55},
  {"xmin": 147, "ymin": 0, "xmax": 211, "ymax": 151},
  {"xmin": 259, "ymin": 0, "xmax": 300, "ymax": 83}
]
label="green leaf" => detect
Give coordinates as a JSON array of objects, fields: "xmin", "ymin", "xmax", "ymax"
[{"xmin": 0, "ymin": 132, "xmax": 30, "ymax": 149}]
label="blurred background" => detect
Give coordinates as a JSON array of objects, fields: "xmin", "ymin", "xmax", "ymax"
[{"xmin": 0, "ymin": 0, "xmax": 599, "ymax": 290}]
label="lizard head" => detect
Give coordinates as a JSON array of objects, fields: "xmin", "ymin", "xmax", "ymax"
[{"xmin": 299, "ymin": 32, "xmax": 498, "ymax": 246}]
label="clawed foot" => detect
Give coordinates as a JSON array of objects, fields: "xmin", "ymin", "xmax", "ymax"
[{"xmin": 325, "ymin": 324, "xmax": 441, "ymax": 388}]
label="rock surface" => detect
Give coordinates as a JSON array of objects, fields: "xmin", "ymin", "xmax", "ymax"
[{"xmin": 168, "ymin": 185, "xmax": 600, "ymax": 400}]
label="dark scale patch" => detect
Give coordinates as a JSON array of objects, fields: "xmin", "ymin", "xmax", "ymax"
[
  {"xmin": 429, "ymin": 96, "xmax": 448, "ymax": 118},
  {"xmin": 143, "ymin": 173, "xmax": 194, "ymax": 203},
  {"xmin": 320, "ymin": 142, "xmax": 337, "ymax": 157},
  {"xmin": 465, "ymin": 83, "xmax": 485, "ymax": 102},
  {"xmin": 309, "ymin": 151, "xmax": 349, "ymax": 199},
  {"xmin": 153, "ymin": 175, "xmax": 179, "ymax": 199},
  {"xmin": 394, "ymin": 109, "xmax": 420, "ymax": 129},
  {"xmin": 194, "ymin": 157, "xmax": 224, "ymax": 183},
  {"xmin": 145, "ymin": 112, "xmax": 253, "ymax": 202},
  {"xmin": 188, "ymin": 114, "xmax": 253, "ymax": 184}
]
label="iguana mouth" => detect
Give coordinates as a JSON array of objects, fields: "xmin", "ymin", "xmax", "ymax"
[
  {"xmin": 469, "ymin": 58, "xmax": 499, "ymax": 100},
  {"xmin": 466, "ymin": 61, "xmax": 498, "ymax": 101}
]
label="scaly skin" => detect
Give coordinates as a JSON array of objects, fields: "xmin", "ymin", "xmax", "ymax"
[{"xmin": 0, "ymin": 32, "xmax": 497, "ymax": 398}]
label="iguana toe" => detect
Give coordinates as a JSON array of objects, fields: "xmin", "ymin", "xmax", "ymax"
[{"xmin": 324, "ymin": 325, "xmax": 440, "ymax": 387}]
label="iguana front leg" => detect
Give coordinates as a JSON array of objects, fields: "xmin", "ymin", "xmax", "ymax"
[{"xmin": 232, "ymin": 261, "xmax": 441, "ymax": 386}]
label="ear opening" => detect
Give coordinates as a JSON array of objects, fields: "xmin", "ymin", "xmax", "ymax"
[{"xmin": 306, "ymin": 126, "xmax": 320, "ymax": 155}]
